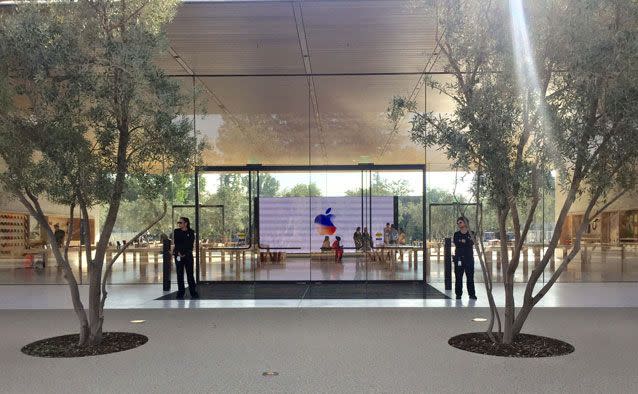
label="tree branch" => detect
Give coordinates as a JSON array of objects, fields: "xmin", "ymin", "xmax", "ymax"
[{"xmin": 100, "ymin": 198, "xmax": 168, "ymax": 311}]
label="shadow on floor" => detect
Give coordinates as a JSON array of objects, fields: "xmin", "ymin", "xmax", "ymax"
[{"xmin": 156, "ymin": 282, "xmax": 450, "ymax": 300}]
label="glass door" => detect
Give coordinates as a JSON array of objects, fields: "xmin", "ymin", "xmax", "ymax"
[
  {"xmin": 196, "ymin": 169, "xmax": 253, "ymax": 282},
  {"xmin": 196, "ymin": 165, "xmax": 426, "ymax": 283}
]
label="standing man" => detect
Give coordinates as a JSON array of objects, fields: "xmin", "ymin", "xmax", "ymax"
[
  {"xmin": 353, "ymin": 227, "xmax": 363, "ymax": 251},
  {"xmin": 453, "ymin": 217, "xmax": 477, "ymax": 300},
  {"xmin": 173, "ymin": 217, "xmax": 199, "ymax": 299},
  {"xmin": 53, "ymin": 223, "xmax": 65, "ymax": 248},
  {"xmin": 383, "ymin": 223, "xmax": 392, "ymax": 245}
]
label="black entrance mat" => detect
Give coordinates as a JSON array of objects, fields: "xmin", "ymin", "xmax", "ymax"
[{"xmin": 156, "ymin": 282, "xmax": 450, "ymax": 300}]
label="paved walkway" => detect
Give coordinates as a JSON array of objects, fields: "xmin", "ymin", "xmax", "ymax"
[{"xmin": 1, "ymin": 307, "xmax": 637, "ymax": 393}]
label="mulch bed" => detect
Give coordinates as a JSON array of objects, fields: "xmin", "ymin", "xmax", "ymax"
[
  {"xmin": 21, "ymin": 332, "xmax": 148, "ymax": 358},
  {"xmin": 449, "ymin": 332, "xmax": 574, "ymax": 358}
]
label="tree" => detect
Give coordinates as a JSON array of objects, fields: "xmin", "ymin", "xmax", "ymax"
[
  {"xmin": 108, "ymin": 173, "xmax": 200, "ymax": 239},
  {"xmin": 282, "ymin": 183, "xmax": 322, "ymax": 197},
  {"xmin": 390, "ymin": 0, "xmax": 638, "ymax": 344},
  {"xmin": 344, "ymin": 174, "xmax": 412, "ymax": 197},
  {"xmin": 0, "ymin": 0, "xmax": 198, "ymax": 346},
  {"xmin": 242, "ymin": 172, "xmax": 280, "ymax": 197},
  {"xmin": 202, "ymin": 174, "xmax": 249, "ymax": 241}
]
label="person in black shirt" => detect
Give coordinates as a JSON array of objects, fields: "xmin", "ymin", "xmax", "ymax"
[
  {"xmin": 353, "ymin": 227, "xmax": 363, "ymax": 251},
  {"xmin": 173, "ymin": 217, "xmax": 199, "ymax": 299},
  {"xmin": 53, "ymin": 224, "xmax": 65, "ymax": 248},
  {"xmin": 453, "ymin": 216, "xmax": 477, "ymax": 300}
]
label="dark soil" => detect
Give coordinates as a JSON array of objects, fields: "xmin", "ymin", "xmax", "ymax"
[
  {"xmin": 21, "ymin": 332, "xmax": 148, "ymax": 358},
  {"xmin": 449, "ymin": 332, "xmax": 574, "ymax": 358}
]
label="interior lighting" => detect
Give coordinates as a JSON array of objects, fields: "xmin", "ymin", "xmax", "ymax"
[
  {"xmin": 262, "ymin": 371, "xmax": 279, "ymax": 377},
  {"xmin": 472, "ymin": 317, "xmax": 488, "ymax": 322},
  {"xmin": 130, "ymin": 320, "xmax": 146, "ymax": 324}
]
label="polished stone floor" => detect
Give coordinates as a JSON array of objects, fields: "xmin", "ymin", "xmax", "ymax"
[
  {"xmin": 2, "ymin": 282, "xmax": 638, "ymax": 310},
  {"xmin": 157, "ymin": 282, "xmax": 450, "ymax": 300},
  {"xmin": 1, "ymin": 245, "xmax": 637, "ymax": 285}
]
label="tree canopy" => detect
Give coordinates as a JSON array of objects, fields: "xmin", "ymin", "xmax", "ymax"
[
  {"xmin": 0, "ymin": 0, "xmax": 198, "ymax": 346},
  {"xmin": 390, "ymin": 0, "xmax": 638, "ymax": 344}
]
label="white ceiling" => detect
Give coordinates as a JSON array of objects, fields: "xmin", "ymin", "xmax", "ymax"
[{"xmin": 159, "ymin": 0, "xmax": 455, "ymax": 168}]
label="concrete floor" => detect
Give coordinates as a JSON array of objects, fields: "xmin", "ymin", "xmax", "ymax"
[{"xmin": 1, "ymin": 307, "xmax": 637, "ymax": 393}]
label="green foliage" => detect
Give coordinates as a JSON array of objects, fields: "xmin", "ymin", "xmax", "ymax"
[
  {"xmin": 0, "ymin": 0, "xmax": 198, "ymax": 228},
  {"xmin": 390, "ymin": 0, "xmax": 638, "ymax": 238},
  {"xmin": 200, "ymin": 174, "xmax": 249, "ymax": 241},
  {"xmin": 0, "ymin": 0, "xmax": 198, "ymax": 343},
  {"xmin": 344, "ymin": 174, "xmax": 412, "ymax": 197},
  {"xmin": 282, "ymin": 183, "xmax": 322, "ymax": 197},
  {"xmin": 243, "ymin": 173, "xmax": 280, "ymax": 197},
  {"xmin": 390, "ymin": 0, "xmax": 638, "ymax": 342}
]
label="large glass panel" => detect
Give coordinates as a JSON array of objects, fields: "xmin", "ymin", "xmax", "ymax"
[
  {"xmin": 425, "ymin": 171, "xmax": 479, "ymax": 283},
  {"xmin": 0, "ymin": 209, "xmax": 88, "ymax": 285},
  {"xmin": 309, "ymin": 170, "xmax": 367, "ymax": 281},
  {"xmin": 197, "ymin": 171, "xmax": 253, "ymax": 282},
  {"xmin": 196, "ymin": 77, "xmax": 310, "ymax": 166},
  {"xmin": 367, "ymin": 170, "xmax": 424, "ymax": 281},
  {"xmin": 255, "ymin": 171, "xmax": 312, "ymax": 282}
]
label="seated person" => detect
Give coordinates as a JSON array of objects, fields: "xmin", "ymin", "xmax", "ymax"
[
  {"xmin": 331, "ymin": 236, "xmax": 344, "ymax": 263},
  {"xmin": 398, "ymin": 228, "xmax": 407, "ymax": 259},
  {"xmin": 320, "ymin": 236, "xmax": 331, "ymax": 251},
  {"xmin": 398, "ymin": 228, "xmax": 407, "ymax": 245}
]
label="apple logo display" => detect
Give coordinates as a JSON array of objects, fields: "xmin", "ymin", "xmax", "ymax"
[{"xmin": 314, "ymin": 208, "xmax": 337, "ymax": 235}]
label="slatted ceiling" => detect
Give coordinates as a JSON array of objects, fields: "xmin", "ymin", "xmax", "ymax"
[
  {"xmin": 303, "ymin": 0, "xmax": 438, "ymax": 73},
  {"xmin": 198, "ymin": 76, "xmax": 309, "ymax": 114},
  {"xmin": 154, "ymin": 51, "xmax": 188, "ymax": 75},
  {"xmin": 155, "ymin": 0, "xmax": 455, "ymax": 167},
  {"xmin": 165, "ymin": 2, "xmax": 304, "ymax": 74},
  {"xmin": 313, "ymin": 75, "xmax": 424, "ymax": 113}
]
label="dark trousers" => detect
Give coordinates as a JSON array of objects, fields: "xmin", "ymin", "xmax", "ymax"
[
  {"xmin": 454, "ymin": 258, "xmax": 476, "ymax": 297},
  {"xmin": 175, "ymin": 254, "xmax": 197, "ymax": 296}
]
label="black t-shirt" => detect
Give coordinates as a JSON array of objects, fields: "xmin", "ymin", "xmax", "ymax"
[
  {"xmin": 453, "ymin": 230, "xmax": 474, "ymax": 260},
  {"xmin": 54, "ymin": 229, "xmax": 65, "ymax": 246},
  {"xmin": 173, "ymin": 228, "xmax": 195, "ymax": 256}
]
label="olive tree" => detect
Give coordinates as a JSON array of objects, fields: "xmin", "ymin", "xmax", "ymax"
[
  {"xmin": 391, "ymin": 0, "xmax": 638, "ymax": 344},
  {"xmin": 0, "ymin": 0, "xmax": 198, "ymax": 346}
]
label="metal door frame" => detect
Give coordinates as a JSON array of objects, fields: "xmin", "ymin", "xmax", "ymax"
[{"xmin": 195, "ymin": 164, "xmax": 427, "ymax": 283}]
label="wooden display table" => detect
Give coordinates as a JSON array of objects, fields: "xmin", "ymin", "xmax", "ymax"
[{"xmin": 372, "ymin": 245, "xmax": 422, "ymax": 270}]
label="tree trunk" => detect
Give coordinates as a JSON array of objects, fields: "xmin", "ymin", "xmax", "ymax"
[
  {"xmin": 15, "ymin": 192, "xmax": 91, "ymax": 346},
  {"xmin": 88, "ymin": 265, "xmax": 104, "ymax": 345},
  {"xmin": 498, "ymin": 209, "xmax": 516, "ymax": 344}
]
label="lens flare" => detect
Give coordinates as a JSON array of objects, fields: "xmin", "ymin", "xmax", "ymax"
[{"xmin": 509, "ymin": 0, "xmax": 556, "ymax": 162}]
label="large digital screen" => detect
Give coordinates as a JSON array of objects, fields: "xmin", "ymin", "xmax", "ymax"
[{"xmin": 258, "ymin": 196, "xmax": 394, "ymax": 253}]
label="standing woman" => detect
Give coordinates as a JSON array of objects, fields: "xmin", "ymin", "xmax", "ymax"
[
  {"xmin": 453, "ymin": 217, "xmax": 477, "ymax": 300},
  {"xmin": 173, "ymin": 217, "xmax": 199, "ymax": 299}
]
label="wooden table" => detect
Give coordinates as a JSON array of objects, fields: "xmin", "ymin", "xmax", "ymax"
[
  {"xmin": 105, "ymin": 246, "xmax": 162, "ymax": 264},
  {"xmin": 373, "ymin": 245, "xmax": 422, "ymax": 270}
]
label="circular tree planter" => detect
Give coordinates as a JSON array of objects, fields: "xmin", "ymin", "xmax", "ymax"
[
  {"xmin": 449, "ymin": 332, "xmax": 574, "ymax": 358},
  {"xmin": 21, "ymin": 332, "xmax": 148, "ymax": 358}
]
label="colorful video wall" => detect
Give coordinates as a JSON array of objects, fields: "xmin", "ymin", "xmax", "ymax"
[{"xmin": 258, "ymin": 196, "xmax": 394, "ymax": 253}]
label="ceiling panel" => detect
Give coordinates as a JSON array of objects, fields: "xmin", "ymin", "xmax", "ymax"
[
  {"xmin": 302, "ymin": 0, "xmax": 439, "ymax": 73},
  {"xmin": 161, "ymin": 1, "xmax": 455, "ymax": 170},
  {"xmin": 199, "ymin": 76, "xmax": 308, "ymax": 114},
  {"xmin": 165, "ymin": 2, "xmax": 304, "ymax": 74}
]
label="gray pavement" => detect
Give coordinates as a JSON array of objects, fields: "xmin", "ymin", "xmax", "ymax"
[{"xmin": 1, "ymin": 307, "xmax": 637, "ymax": 393}]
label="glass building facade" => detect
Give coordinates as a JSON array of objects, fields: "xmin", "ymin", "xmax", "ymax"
[{"xmin": 0, "ymin": 0, "xmax": 636, "ymax": 285}]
